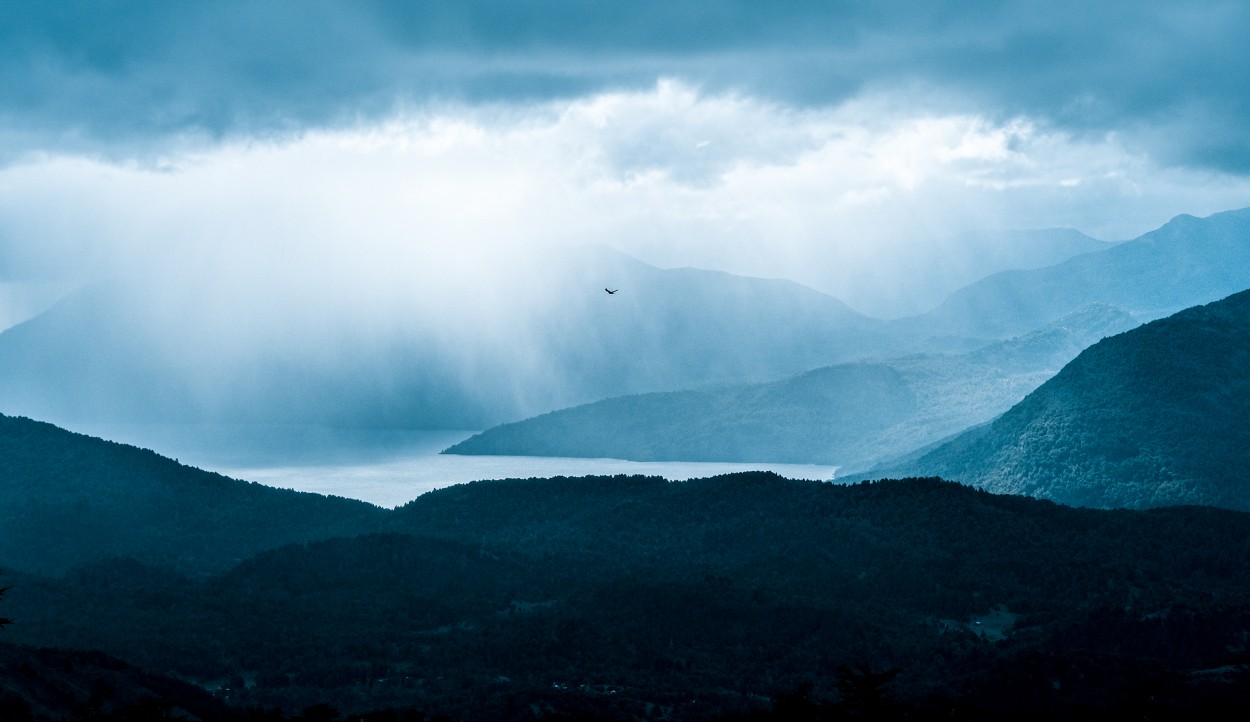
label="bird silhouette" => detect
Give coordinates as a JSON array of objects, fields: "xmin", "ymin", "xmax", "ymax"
[{"xmin": 605, "ymin": 288, "xmax": 618, "ymax": 294}]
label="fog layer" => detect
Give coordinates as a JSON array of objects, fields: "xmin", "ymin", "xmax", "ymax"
[{"xmin": 2, "ymin": 85, "xmax": 1248, "ymax": 429}]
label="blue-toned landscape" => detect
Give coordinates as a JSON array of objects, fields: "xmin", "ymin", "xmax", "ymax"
[{"xmin": 3, "ymin": 3, "xmax": 1250, "ymax": 720}]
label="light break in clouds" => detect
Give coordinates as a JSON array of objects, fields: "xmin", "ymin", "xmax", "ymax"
[
  {"xmin": 2, "ymin": 81, "xmax": 1250, "ymax": 318},
  {"xmin": 0, "ymin": 1, "xmax": 1249, "ymax": 319}
]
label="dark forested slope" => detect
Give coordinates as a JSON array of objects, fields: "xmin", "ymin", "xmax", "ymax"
[
  {"xmin": 6, "ymin": 474, "xmax": 1250, "ymax": 720},
  {"xmin": 859, "ymin": 288, "xmax": 1250, "ymax": 510},
  {"xmin": 5, "ymin": 407, "xmax": 1250, "ymax": 719},
  {"xmin": 0, "ymin": 414, "xmax": 386, "ymax": 575},
  {"xmin": 0, "ymin": 641, "xmax": 230, "ymax": 722}
]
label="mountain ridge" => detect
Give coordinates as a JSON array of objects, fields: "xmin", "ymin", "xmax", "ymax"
[
  {"xmin": 4, "ymin": 412, "xmax": 1250, "ymax": 718},
  {"xmin": 445, "ymin": 303, "xmax": 1139, "ymax": 468},
  {"xmin": 6, "ymin": 470, "xmax": 1250, "ymax": 719},
  {"xmin": 0, "ymin": 413, "xmax": 386, "ymax": 575},
  {"xmin": 897, "ymin": 207, "xmax": 1250, "ymax": 342},
  {"xmin": 852, "ymin": 288, "xmax": 1250, "ymax": 510}
]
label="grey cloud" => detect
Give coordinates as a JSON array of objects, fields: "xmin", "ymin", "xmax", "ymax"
[
  {"xmin": 904, "ymin": 2, "xmax": 1250, "ymax": 172},
  {"xmin": 1, "ymin": 1, "xmax": 1248, "ymax": 173}
]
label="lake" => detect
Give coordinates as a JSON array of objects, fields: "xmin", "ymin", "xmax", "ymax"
[{"xmin": 72, "ymin": 422, "xmax": 839, "ymax": 508}]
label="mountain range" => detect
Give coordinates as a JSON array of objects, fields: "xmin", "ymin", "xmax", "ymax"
[
  {"xmin": 897, "ymin": 207, "xmax": 1250, "ymax": 343},
  {"xmin": 0, "ymin": 246, "xmax": 906, "ymax": 431},
  {"xmin": 3, "ymin": 210, "xmax": 1247, "ymax": 441},
  {"xmin": 450, "ymin": 208, "xmax": 1250, "ymax": 469},
  {"xmin": 446, "ymin": 303, "xmax": 1139, "ymax": 469},
  {"xmin": 4, "ymin": 456, "xmax": 1250, "ymax": 719},
  {"xmin": 4, "ymin": 209, "xmax": 1250, "ymax": 718},
  {"xmin": 852, "ymin": 288, "xmax": 1250, "ymax": 510},
  {"xmin": 4, "ymin": 318, "xmax": 1250, "ymax": 719}
]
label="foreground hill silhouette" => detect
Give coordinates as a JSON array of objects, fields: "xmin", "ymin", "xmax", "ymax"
[
  {"xmin": 5, "ymin": 465, "xmax": 1250, "ymax": 720},
  {"xmin": 0, "ymin": 641, "xmax": 230, "ymax": 721},
  {"xmin": 857, "ymin": 289, "xmax": 1250, "ymax": 510},
  {"xmin": 0, "ymin": 414, "xmax": 385, "ymax": 575},
  {"xmin": 446, "ymin": 304, "xmax": 1137, "ymax": 468}
]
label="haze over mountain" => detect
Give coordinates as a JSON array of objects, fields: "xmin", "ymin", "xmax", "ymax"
[
  {"xmin": 842, "ymin": 228, "xmax": 1111, "ymax": 318},
  {"xmin": 857, "ymin": 289, "xmax": 1250, "ymax": 511},
  {"xmin": 0, "ymin": 209, "xmax": 1204, "ymax": 439},
  {"xmin": 0, "ymin": 280, "xmax": 71, "ymax": 332},
  {"xmin": 5, "ymin": 3, "xmax": 1250, "ymax": 721},
  {"xmin": 899, "ymin": 208, "xmax": 1250, "ymax": 343},
  {"xmin": 0, "ymin": 246, "xmax": 904, "ymax": 430},
  {"xmin": 2, "ymin": 3, "xmax": 1248, "ymax": 448},
  {"xmin": 447, "ymin": 303, "xmax": 1138, "ymax": 469},
  {"xmin": 452, "ymin": 208, "xmax": 1248, "ymax": 469}
]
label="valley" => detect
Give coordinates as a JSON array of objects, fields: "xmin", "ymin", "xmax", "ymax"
[
  {"xmin": 4, "ymin": 266, "xmax": 1250, "ymax": 718},
  {"xmin": 3, "ymin": 7, "xmax": 1250, "ymax": 716}
]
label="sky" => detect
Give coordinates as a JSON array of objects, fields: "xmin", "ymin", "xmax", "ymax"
[{"xmin": 2, "ymin": 0, "xmax": 1250, "ymax": 319}]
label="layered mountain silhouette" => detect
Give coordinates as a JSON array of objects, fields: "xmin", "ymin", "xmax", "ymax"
[
  {"xmin": 3, "ymin": 211, "xmax": 1242, "ymax": 437},
  {"xmin": 5, "ymin": 468, "xmax": 1250, "ymax": 719},
  {"xmin": 0, "ymin": 413, "xmax": 385, "ymax": 575},
  {"xmin": 855, "ymin": 289, "xmax": 1250, "ymax": 510},
  {"xmin": 446, "ymin": 303, "xmax": 1138, "ymax": 468},
  {"xmin": 450, "ymin": 209, "xmax": 1250, "ymax": 468},
  {"xmin": 3, "ymin": 408, "xmax": 1250, "ymax": 718},
  {"xmin": 897, "ymin": 207, "xmax": 1250, "ymax": 343}
]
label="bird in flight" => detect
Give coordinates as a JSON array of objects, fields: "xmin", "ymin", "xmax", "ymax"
[{"xmin": 605, "ymin": 288, "xmax": 618, "ymax": 294}]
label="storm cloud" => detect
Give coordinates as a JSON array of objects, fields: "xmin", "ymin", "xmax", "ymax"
[
  {"xmin": 2, "ymin": 1, "xmax": 1249, "ymax": 173},
  {"xmin": 1, "ymin": 0, "xmax": 1249, "ymax": 433},
  {"xmin": 1, "ymin": 1, "xmax": 1249, "ymax": 325}
]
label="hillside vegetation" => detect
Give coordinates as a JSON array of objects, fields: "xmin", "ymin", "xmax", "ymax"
[
  {"xmin": 0, "ymin": 414, "xmax": 386, "ymax": 575},
  {"xmin": 5, "ymin": 472, "xmax": 1250, "ymax": 719},
  {"xmin": 858, "ymin": 288, "xmax": 1250, "ymax": 510}
]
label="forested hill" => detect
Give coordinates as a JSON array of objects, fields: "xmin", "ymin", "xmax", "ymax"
[
  {"xmin": 390, "ymin": 472, "xmax": 1250, "ymax": 568},
  {"xmin": 5, "ymin": 410, "xmax": 1250, "ymax": 718},
  {"xmin": 0, "ymin": 413, "xmax": 386, "ymax": 575},
  {"xmin": 6, "ymin": 473, "xmax": 1250, "ymax": 720},
  {"xmin": 856, "ymin": 288, "xmax": 1250, "ymax": 510},
  {"xmin": 0, "ymin": 641, "xmax": 229, "ymax": 721}
]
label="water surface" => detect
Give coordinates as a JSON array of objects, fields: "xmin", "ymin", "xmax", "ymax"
[{"xmin": 73, "ymin": 423, "xmax": 839, "ymax": 508}]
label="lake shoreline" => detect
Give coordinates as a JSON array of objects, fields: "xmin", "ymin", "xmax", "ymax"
[{"xmin": 59, "ymin": 421, "xmax": 839, "ymax": 508}]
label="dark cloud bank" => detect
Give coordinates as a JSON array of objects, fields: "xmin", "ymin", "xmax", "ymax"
[{"xmin": 1, "ymin": 0, "xmax": 1248, "ymax": 172}]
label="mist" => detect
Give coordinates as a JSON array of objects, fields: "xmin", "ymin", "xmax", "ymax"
[
  {"xmin": 2, "ymin": 82, "xmax": 1250, "ymax": 429},
  {"xmin": 8, "ymin": 6, "xmax": 1250, "ymax": 720},
  {"xmin": 5, "ymin": 81, "xmax": 1250, "ymax": 302}
]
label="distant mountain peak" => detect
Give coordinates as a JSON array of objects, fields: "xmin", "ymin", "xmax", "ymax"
[{"xmin": 902, "ymin": 205, "xmax": 1250, "ymax": 340}]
